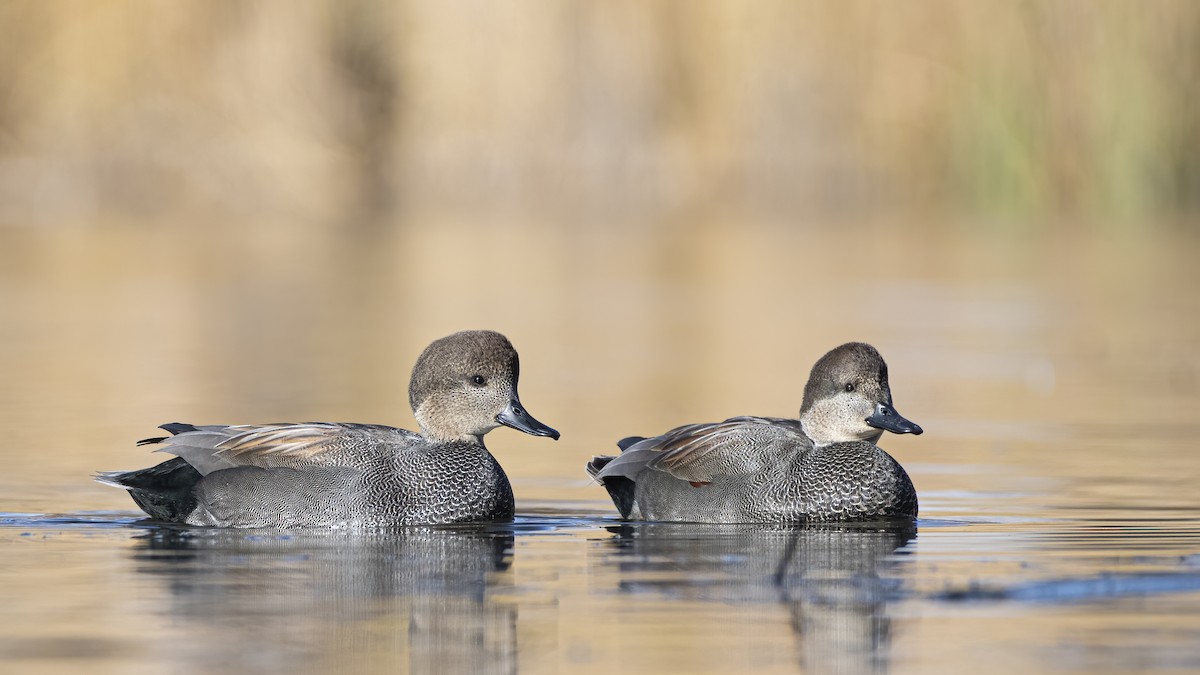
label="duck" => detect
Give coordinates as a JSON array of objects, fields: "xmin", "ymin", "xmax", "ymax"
[
  {"xmin": 586, "ymin": 342, "xmax": 922, "ymax": 523},
  {"xmin": 97, "ymin": 330, "xmax": 559, "ymax": 527}
]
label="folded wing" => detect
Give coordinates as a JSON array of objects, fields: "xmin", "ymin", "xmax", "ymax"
[
  {"xmin": 591, "ymin": 416, "xmax": 809, "ymax": 484},
  {"xmin": 146, "ymin": 422, "xmax": 418, "ymax": 475}
]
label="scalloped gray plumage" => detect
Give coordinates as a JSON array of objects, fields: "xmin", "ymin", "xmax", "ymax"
[{"xmin": 97, "ymin": 330, "xmax": 559, "ymax": 527}]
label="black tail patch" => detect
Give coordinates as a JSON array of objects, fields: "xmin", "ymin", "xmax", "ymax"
[
  {"xmin": 101, "ymin": 457, "xmax": 202, "ymax": 522},
  {"xmin": 586, "ymin": 455, "xmax": 637, "ymax": 520},
  {"xmin": 599, "ymin": 475, "xmax": 637, "ymax": 520}
]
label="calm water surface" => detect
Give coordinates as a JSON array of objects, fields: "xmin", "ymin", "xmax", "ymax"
[{"xmin": 1, "ymin": 221, "xmax": 1198, "ymax": 673}]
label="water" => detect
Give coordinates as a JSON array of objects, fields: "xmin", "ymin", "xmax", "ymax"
[{"xmin": 2, "ymin": 221, "xmax": 1199, "ymax": 673}]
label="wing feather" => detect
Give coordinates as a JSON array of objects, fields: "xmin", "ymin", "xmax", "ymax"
[
  {"xmin": 594, "ymin": 416, "xmax": 808, "ymax": 484},
  {"xmin": 149, "ymin": 422, "xmax": 416, "ymax": 475}
]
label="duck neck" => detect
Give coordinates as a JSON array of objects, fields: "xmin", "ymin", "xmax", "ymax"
[
  {"xmin": 800, "ymin": 418, "xmax": 832, "ymax": 448},
  {"xmin": 799, "ymin": 411, "xmax": 883, "ymax": 448},
  {"xmin": 414, "ymin": 402, "xmax": 489, "ymax": 446},
  {"xmin": 419, "ymin": 425, "xmax": 488, "ymax": 446}
]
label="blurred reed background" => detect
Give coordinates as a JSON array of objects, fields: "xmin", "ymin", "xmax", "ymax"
[
  {"xmin": 0, "ymin": 0, "xmax": 1196, "ymax": 229},
  {"xmin": 0, "ymin": 1, "xmax": 1198, "ymax": 511}
]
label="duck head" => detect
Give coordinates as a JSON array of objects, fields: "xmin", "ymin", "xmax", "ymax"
[
  {"xmin": 409, "ymin": 330, "xmax": 560, "ymax": 444},
  {"xmin": 798, "ymin": 342, "xmax": 922, "ymax": 447}
]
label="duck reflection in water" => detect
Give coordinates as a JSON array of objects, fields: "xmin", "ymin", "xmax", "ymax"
[
  {"xmin": 127, "ymin": 524, "xmax": 517, "ymax": 674},
  {"xmin": 602, "ymin": 522, "xmax": 916, "ymax": 674}
]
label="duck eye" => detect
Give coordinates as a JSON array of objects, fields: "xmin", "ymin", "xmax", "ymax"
[
  {"xmin": 845, "ymin": 382, "xmax": 855, "ymax": 393},
  {"xmin": 471, "ymin": 375, "xmax": 487, "ymax": 386}
]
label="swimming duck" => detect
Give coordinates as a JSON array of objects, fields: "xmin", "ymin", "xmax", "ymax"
[
  {"xmin": 587, "ymin": 342, "xmax": 921, "ymax": 522},
  {"xmin": 97, "ymin": 330, "xmax": 559, "ymax": 527}
]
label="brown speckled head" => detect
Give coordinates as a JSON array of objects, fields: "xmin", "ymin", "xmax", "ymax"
[
  {"xmin": 409, "ymin": 330, "xmax": 559, "ymax": 443},
  {"xmin": 799, "ymin": 342, "xmax": 921, "ymax": 446}
]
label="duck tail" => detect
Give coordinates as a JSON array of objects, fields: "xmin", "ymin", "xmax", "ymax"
[
  {"xmin": 584, "ymin": 454, "xmax": 613, "ymax": 479},
  {"xmin": 586, "ymin": 455, "xmax": 637, "ymax": 520},
  {"xmin": 94, "ymin": 456, "xmax": 202, "ymax": 522}
]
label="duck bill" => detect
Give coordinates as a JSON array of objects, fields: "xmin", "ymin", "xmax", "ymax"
[
  {"xmin": 866, "ymin": 403, "xmax": 923, "ymax": 435},
  {"xmin": 496, "ymin": 399, "xmax": 561, "ymax": 440}
]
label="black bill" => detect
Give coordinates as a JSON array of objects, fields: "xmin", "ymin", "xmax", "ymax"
[
  {"xmin": 866, "ymin": 402, "xmax": 923, "ymax": 435},
  {"xmin": 497, "ymin": 399, "xmax": 561, "ymax": 440}
]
